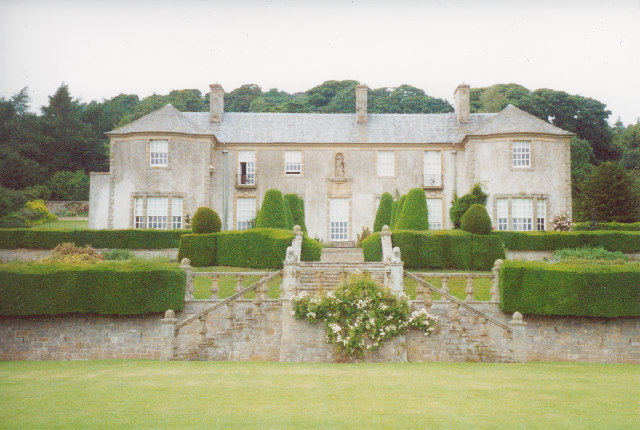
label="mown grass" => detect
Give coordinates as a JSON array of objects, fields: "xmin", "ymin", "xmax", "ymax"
[
  {"xmin": 0, "ymin": 361, "xmax": 637, "ymax": 429},
  {"xmin": 31, "ymin": 219, "xmax": 89, "ymax": 230}
]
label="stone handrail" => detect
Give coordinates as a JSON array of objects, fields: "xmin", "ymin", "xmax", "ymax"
[
  {"xmin": 404, "ymin": 270, "xmax": 512, "ymax": 334},
  {"xmin": 174, "ymin": 269, "xmax": 283, "ymax": 333}
]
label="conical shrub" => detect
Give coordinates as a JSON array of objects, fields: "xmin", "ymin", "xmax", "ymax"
[
  {"xmin": 461, "ymin": 204, "xmax": 492, "ymax": 235},
  {"xmin": 394, "ymin": 188, "xmax": 429, "ymax": 231},
  {"xmin": 256, "ymin": 189, "xmax": 288, "ymax": 229},
  {"xmin": 373, "ymin": 192, "xmax": 393, "ymax": 232}
]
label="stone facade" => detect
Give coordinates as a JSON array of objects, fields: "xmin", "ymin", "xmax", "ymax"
[{"xmin": 89, "ymin": 83, "xmax": 573, "ymax": 241}]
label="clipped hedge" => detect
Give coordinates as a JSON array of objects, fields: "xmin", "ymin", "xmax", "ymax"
[
  {"xmin": 499, "ymin": 260, "xmax": 640, "ymax": 317},
  {"xmin": 496, "ymin": 231, "xmax": 640, "ymax": 253},
  {"xmin": 362, "ymin": 230, "xmax": 505, "ymax": 270},
  {"xmin": 178, "ymin": 228, "xmax": 322, "ymax": 268},
  {"xmin": 574, "ymin": 222, "xmax": 640, "ymax": 232},
  {"xmin": 0, "ymin": 260, "xmax": 185, "ymax": 316},
  {"xmin": 0, "ymin": 229, "xmax": 190, "ymax": 250}
]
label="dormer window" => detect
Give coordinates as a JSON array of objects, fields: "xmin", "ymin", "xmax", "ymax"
[{"xmin": 150, "ymin": 140, "xmax": 168, "ymax": 167}]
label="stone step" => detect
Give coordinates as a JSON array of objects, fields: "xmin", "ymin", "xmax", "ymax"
[{"xmin": 320, "ymin": 248, "xmax": 365, "ymax": 263}]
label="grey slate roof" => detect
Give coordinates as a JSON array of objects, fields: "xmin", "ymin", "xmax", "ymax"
[
  {"xmin": 107, "ymin": 103, "xmax": 571, "ymax": 144},
  {"xmin": 470, "ymin": 104, "xmax": 573, "ymax": 136}
]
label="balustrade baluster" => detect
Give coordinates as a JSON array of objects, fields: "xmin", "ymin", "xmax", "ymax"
[
  {"xmin": 227, "ymin": 301, "xmax": 235, "ymax": 321},
  {"xmin": 479, "ymin": 317, "xmax": 488, "ymax": 337},
  {"xmin": 450, "ymin": 301, "xmax": 462, "ymax": 333},
  {"xmin": 415, "ymin": 284, "xmax": 424, "ymax": 302},
  {"xmin": 465, "ymin": 277, "xmax": 475, "ymax": 301},
  {"xmin": 441, "ymin": 276, "xmax": 450, "ymax": 295},
  {"xmin": 198, "ymin": 314, "xmax": 207, "ymax": 339},
  {"xmin": 424, "ymin": 289, "xmax": 432, "ymax": 309},
  {"xmin": 235, "ymin": 275, "xmax": 244, "ymax": 295},
  {"xmin": 210, "ymin": 275, "xmax": 219, "ymax": 299}
]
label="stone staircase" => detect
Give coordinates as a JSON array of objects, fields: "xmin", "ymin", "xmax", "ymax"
[
  {"xmin": 320, "ymin": 247, "xmax": 365, "ymax": 263},
  {"xmin": 298, "ymin": 261, "xmax": 388, "ymax": 293}
]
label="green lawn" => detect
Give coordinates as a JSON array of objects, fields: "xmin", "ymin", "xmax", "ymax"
[
  {"xmin": 31, "ymin": 219, "xmax": 88, "ymax": 230},
  {"xmin": 0, "ymin": 361, "xmax": 637, "ymax": 429}
]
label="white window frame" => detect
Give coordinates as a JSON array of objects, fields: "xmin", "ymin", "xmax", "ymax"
[
  {"xmin": 284, "ymin": 151, "xmax": 302, "ymax": 175},
  {"xmin": 512, "ymin": 198, "xmax": 533, "ymax": 231},
  {"xmin": 238, "ymin": 151, "xmax": 256, "ymax": 185},
  {"xmin": 172, "ymin": 197, "xmax": 183, "ymax": 230},
  {"xmin": 150, "ymin": 140, "xmax": 168, "ymax": 167},
  {"xmin": 147, "ymin": 197, "xmax": 168, "ymax": 229},
  {"xmin": 512, "ymin": 141, "xmax": 530, "ymax": 168},
  {"xmin": 537, "ymin": 199, "xmax": 546, "ymax": 231},
  {"xmin": 329, "ymin": 198, "xmax": 349, "ymax": 241},
  {"xmin": 424, "ymin": 151, "xmax": 442, "ymax": 187},
  {"xmin": 376, "ymin": 151, "xmax": 394, "ymax": 177},
  {"xmin": 134, "ymin": 197, "xmax": 145, "ymax": 228},
  {"xmin": 496, "ymin": 198, "xmax": 508, "ymax": 231},
  {"xmin": 236, "ymin": 198, "xmax": 256, "ymax": 230},
  {"xmin": 426, "ymin": 198, "xmax": 442, "ymax": 230}
]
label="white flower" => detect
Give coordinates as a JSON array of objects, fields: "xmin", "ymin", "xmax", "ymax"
[
  {"xmin": 329, "ymin": 323, "xmax": 342, "ymax": 333},
  {"xmin": 307, "ymin": 312, "xmax": 316, "ymax": 318}
]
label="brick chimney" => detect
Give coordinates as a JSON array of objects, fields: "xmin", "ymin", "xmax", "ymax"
[
  {"xmin": 454, "ymin": 83, "xmax": 470, "ymax": 123},
  {"xmin": 355, "ymin": 84, "xmax": 368, "ymax": 124},
  {"xmin": 209, "ymin": 83, "xmax": 224, "ymax": 123}
]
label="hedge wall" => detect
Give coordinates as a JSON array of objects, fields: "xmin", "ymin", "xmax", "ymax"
[
  {"xmin": 0, "ymin": 229, "xmax": 190, "ymax": 250},
  {"xmin": 500, "ymin": 260, "xmax": 640, "ymax": 317},
  {"xmin": 573, "ymin": 222, "xmax": 640, "ymax": 232},
  {"xmin": 362, "ymin": 230, "xmax": 505, "ymax": 270},
  {"xmin": 177, "ymin": 228, "xmax": 322, "ymax": 268},
  {"xmin": 0, "ymin": 260, "xmax": 185, "ymax": 316},
  {"xmin": 496, "ymin": 231, "xmax": 640, "ymax": 253}
]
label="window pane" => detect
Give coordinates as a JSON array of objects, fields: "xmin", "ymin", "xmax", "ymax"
[
  {"xmin": 512, "ymin": 141, "xmax": 530, "ymax": 167},
  {"xmin": 150, "ymin": 140, "xmax": 168, "ymax": 166},
  {"xmin": 512, "ymin": 198, "xmax": 532, "ymax": 231},
  {"xmin": 377, "ymin": 151, "xmax": 394, "ymax": 177},
  {"xmin": 134, "ymin": 197, "xmax": 145, "ymax": 228},
  {"xmin": 172, "ymin": 198, "xmax": 183, "ymax": 229},
  {"xmin": 424, "ymin": 151, "xmax": 441, "ymax": 186},
  {"xmin": 239, "ymin": 151, "xmax": 256, "ymax": 185},
  {"xmin": 330, "ymin": 198, "xmax": 349, "ymax": 240},
  {"xmin": 237, "ymin": 198, "xmax": 256, "ymax": 230},
  {"xmin": 147, "ymin": 197, "xmax": 168, "ymax": 229},
  {"xmin": 426, "ymin": 198, "xmax": 442, "ymax": 230},
  {"xmin": 285, "ymin": 151, "xmax": 302, "ymax": 174},
  {"xmin": 496, "ymin": 198, "xmax": 508, "ymax": 231},
  {"xmin": 537, "ymin": 199, "xmax": 546, "ymax": 231}
]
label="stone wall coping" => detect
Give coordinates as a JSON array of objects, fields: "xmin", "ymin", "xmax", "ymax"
[{"xmin": 411, "ymin": 272, "xmax": 494, "ymax": 278}]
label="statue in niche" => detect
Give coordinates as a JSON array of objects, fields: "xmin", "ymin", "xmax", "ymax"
[{"xmin": 335, "ymin": 152, "xmax": 345, "ymax": 179}]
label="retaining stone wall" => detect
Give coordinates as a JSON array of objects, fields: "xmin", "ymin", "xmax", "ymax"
[{"xmin": 1, "ymin": 301, "xmax": 638, "ymax": 363}]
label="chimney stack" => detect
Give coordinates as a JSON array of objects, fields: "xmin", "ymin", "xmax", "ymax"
[
  {"xmin": 355, "ymin": 84, "xmax": 368, "ymax": 124},
  {"xmin": 209, "ymin": 83, "xmax": 224, "ymax": 123},
  {"xmin": 454, "ymin": 83, "xmax": 470, "ymax": 123}
]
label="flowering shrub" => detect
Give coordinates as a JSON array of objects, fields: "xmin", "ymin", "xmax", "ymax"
[
  {"xmin": 41, "ymin": 242, "xmax": 103, "ymax": 264},
  {"xmin": 552, "ymin": 211, "xmax": 573, "ymax": 231},
  {"xmin": 292, "ymin": 273, "xmax": 438, "ymax": 359}
]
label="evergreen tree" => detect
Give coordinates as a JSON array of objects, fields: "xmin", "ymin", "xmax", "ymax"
[
  {"xmin": 373, "ymin": 192, "xmax": 393, "ymax": 232},
  {"xmin": 394, "ymin": 188, "xmax": 429, "ymax": 231},
  {"xmin": 583, "ymin": 162, "xmax": 640, "ymax": 223},
  {"xmin": 449, "ymin": 184, "xmax": 487, "ymax": 229}
]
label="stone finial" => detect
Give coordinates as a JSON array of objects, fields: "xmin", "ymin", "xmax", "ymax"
[
  {"xmin": 180, "ymin": 258, "xmax": 191, "ymax": 267},
  {"xmin": 511, "ymin": 311, "xmax": 524, "ymax": 324},
  {"xmin": 454, "ymin": 83, "xmax": 470, "ymax": 123},
  {"xmin": 355, "ymin": 84, "xmax": 368, "ymax": 124},
  {"xmin": 493, "ymin": 259, "xmax": 503, "ymax": 271},
  {"xmin": 209, "ymin": 83, "xmax": 224, "ymax": 123},
  {"xmin": 381, "ymin": 225, "xmax": 391, "ymax": 236},
  {"xmin": 162, "ymin": 310, "xmax": 176, "ymax": 321},
  {"xmin": 293, "ymin": 225, "xmax": 302, "ymax": 236},
  {"xmin": 392, "ymin": 246, "xmax": 402, "ymax": 262}
]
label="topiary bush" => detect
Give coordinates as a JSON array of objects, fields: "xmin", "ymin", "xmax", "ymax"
[
  {"xmin": 390, "ymin": 194, "xmax": 406, "ymax": 229},
  {"xmin": 283, "ymin": 198, "xmax": 294, "ymax": 230},
  {"xmin": 394, "ymin": 188, "xmax": 429, "ymax": 231},
  {"xmin": 256, "ymin": 189, "xmax": 288, "ymax": 229},
  {"xmin": 450, "ymin": 184, "xmax": 487, "ymax": 229},
  {"xmin": 285, "ymin": 193, "xmax": 307, "ymax": 233},
  {"xmin": 461, "ymin": 204, "xmax": 492, "ymax": 235},
  {"xmin": 0, "ymin": 259, "xmax": 185, "ymax": 316},
  {"xmin": 500, "ymin": 260, "xmax": 640, "ymax": 317},
  {"xmin": 191, "ymin": 207, "xmax": 221, "ymax": 234},
  {"xmin": 373, "ymin": 192, "xmax": 393, "ymax": 232},
  {"xmin": 496, "ymin": 231, "xmax": 640, "ymax": 253}
]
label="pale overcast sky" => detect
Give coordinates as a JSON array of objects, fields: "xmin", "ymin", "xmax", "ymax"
[{"xmin": 1, "ymin": 0, "xmax": 639, "ymax": 124}]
